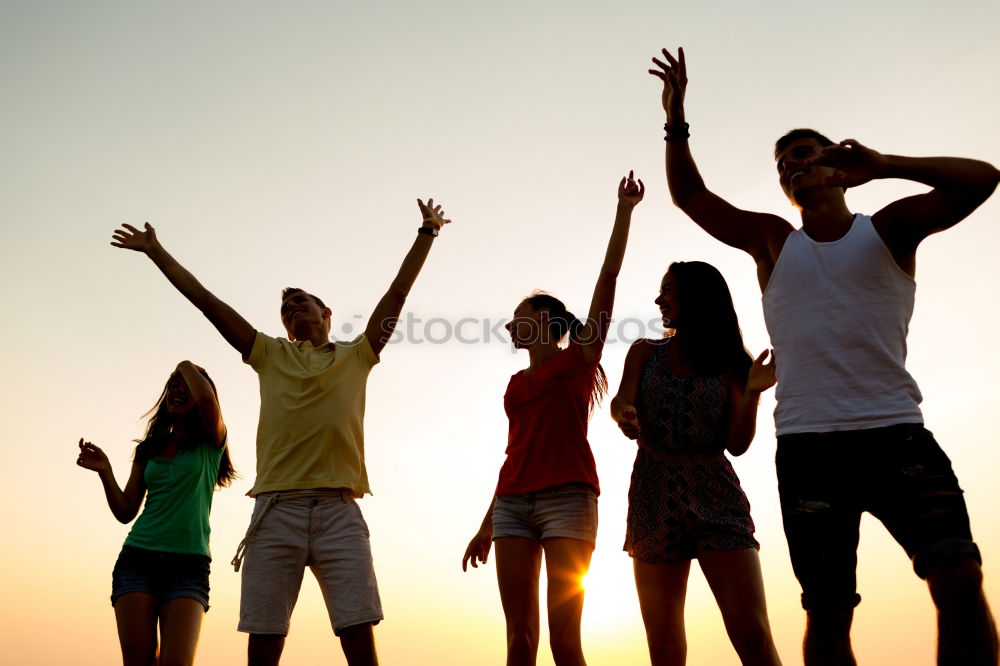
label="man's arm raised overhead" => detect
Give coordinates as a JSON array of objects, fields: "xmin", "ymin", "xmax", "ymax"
[
  {"xmin": 363, "ymin": 199, "xmax": 451, "ymax": 358},
  {"xmin": 651, "ymin": 47, "xmax": 792, "ymax": 275},
  {"xmin": 111, "ymin": 223, "xmax": 256, "ymax": 358}
]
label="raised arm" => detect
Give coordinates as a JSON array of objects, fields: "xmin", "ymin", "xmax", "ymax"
[
  {"xmin": 610, "ymin": 339, "xmax": 655, "ymax": 440},
  {"xmin": 175, "ymin": 361, "xmax": 226, "ymax": 447},
  {"xmin": 364, "ymin": 199, "xmax": 451, "ymax": 357},
  {"xmin": 650, "ymin": 48, "xmax": 791, "ymax": 263},
  {"xmin": 725, "ymin": 350, "xmax": 776, "ymax": 456},
  {"xmin": 77, "ymin": 438, "xmax": 146, "ymax": 523},
  {"xmin": 577, "ymin": 172, "xmax": 643, "ymax": 364},
  {"xmin": 810, "ymin": 140, "xmax": 999, "ymax": 267},
  {"xmin": 111, "ymin": 223, "xmax": 256, "ymax": 357}
]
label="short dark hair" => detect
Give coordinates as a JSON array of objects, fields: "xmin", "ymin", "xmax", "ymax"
[
  {"xmin": 281, "ymin": 287, "xmax": 326, "ymax": 309},
  {"xmin": 774, "ymin": 128, "xmax": 834, "ymax": 159}
]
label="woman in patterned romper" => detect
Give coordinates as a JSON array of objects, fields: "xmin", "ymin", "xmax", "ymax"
[{"xmin": 611, "ymin": 261, "xmax": 782, "ymax": 666}]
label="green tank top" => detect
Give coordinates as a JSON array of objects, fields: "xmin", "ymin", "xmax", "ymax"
[{"xmin": 124, "ymin": 441, "xmax": 225, "ymax": 558}]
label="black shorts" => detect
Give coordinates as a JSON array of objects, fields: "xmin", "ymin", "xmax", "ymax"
[{"xmin": 776, "ymin": 424, "xmax": 981, "ymax": 612}]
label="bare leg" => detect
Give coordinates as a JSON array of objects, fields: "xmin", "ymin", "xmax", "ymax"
[
  {"xmin": 340, "ymin": 622, "xmax": 378, "ymax": 666},
  {"xmin": 496, "ymin": 537, "xmax": 543, "ymax": 666},
  {"xmin": 698, "ymin": 549, "xmax": 781, "ymax": 666},
  {"xmin": 542, "ymin": 538, "xmax": 593, "ymax": 666},
  {"xmin": 803, "ymin": 609, "xmax": 855, "ymax": 666},
  {"xmin": 633, "ymin": 559, "xmax": 691, "ymax": 666},
  {"xmin": 157, "ymin": 598, "xmax": 205, "ymax": 666},
  {"xmin": 926, "ymin": 558, "xmax": 998, "ymax": 666},
  {"xmin": 114, "ymin": 592, "xmax": 159, "ymax": 666},
  {"xmin": 248, "ymin": 634, "xmax": 285, "ymax": 666}
]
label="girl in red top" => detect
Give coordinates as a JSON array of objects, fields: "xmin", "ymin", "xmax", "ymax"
[{"xmin": 462, "ymin": 172, "xmax": 644, "ymax": 666}]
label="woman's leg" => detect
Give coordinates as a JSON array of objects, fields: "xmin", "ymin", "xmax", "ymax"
[
  {"xmin": 541, "ymin": 537, "xmax": 593, "ymax": 666},
  {"xmin": 633, "ymin": 559, "xmax": 691, "ymax": 666},
  {"xmin": 114, "ymin": 592, "xmax": 159, "ymax": 666},
  {"xmin": 157, "ymin": 597, "xmax": 206, "ymax": 666},
  {"xmin": 698, "ymin": 549, "xmax": 782, "ymax": 666},
  {"xmin": 496, "ymin": 537, "xmax": 544, "ymax": 666}
]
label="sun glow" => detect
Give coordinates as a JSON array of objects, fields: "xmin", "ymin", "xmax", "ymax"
[{"xmin": 581, "ymin": 550, "xmax": 643, "ymax": 634}]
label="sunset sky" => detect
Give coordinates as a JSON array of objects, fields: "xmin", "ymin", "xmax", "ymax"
[{"xmin": 2, "ymin": 1, "xmax": 999, "ymax": 664}]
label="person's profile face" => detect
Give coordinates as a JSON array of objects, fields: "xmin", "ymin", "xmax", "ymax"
[
  {"xmin": 505, "ymin": 302, "xmax": 545, "ymax": 349},
  {"xmin": 654, "ymin": 272, "xmax": 680, "ymax": 329}
]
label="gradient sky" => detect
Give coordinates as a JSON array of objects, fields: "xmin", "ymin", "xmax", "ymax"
[{"xmin": 2, "ymin": 1, "xmax": 998, "ymax": 664}]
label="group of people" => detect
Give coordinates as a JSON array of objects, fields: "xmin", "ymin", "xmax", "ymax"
[{"xmin": 76, "ymin": 46, "xmax": 998, "ymax": 666}]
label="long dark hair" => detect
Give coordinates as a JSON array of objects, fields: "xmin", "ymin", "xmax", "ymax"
[
  {"xmin": 133, "ymin": 369, "xmax": 237, "ymax": 488},
  {"xmin": 667, "ymin": 261, "xmax": 752, "ymax": 383},
  {"xmin": 523, "ymin": 291, "xmax": 608, "ymax": 412}
]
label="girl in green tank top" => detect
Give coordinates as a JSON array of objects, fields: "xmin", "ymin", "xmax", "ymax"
[{"xmin": 77, "ymin": 361, "xmax": 236, "ymax": 666}]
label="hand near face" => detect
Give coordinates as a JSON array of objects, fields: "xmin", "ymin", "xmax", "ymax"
[
  {"xmin": 618, "ymin": 171, "xmax": 645, "ymax": 208},
  {"xmin": 617, "ymin": 404, "xmax": 642, "ymax": 440},
  {"xmin": 77, "ymin": 438, "xmax": 111, "ymax": 475},
  {"xmin": 805, "ymin": 139, "xmax": 889, "ymax": 189},
  {"xmin": 417, "ymin": 198, "xmax": 451, "ymax": 232},
  {"xmin": 746, "ymin": 349, "xmax": 777, "ymax": 394},
  {"xmin": 111, "ymin": 222, "xmax": 159, "ymax": 253},
  {"xmin": 649, "ymin": 47, "xmax": 687, "ymax": 122}
]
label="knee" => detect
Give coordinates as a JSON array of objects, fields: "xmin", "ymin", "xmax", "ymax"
[
  {"xmin": 806, "ymin": 609, "xmax": 854, "ymax": 641},
  {"xmin": 248, "ymin": 633, "xmax": 284, "ymax": 666},
  {"xmin": 548, "ymin": 632, "xmax": 583, "ymax": 662},
  {"xmin": 928, "ymin": 558, "xmax": 985, "ymax": 610},
  {"xmin": 728, "ymin": 615, "xmax": 776, "ymax": 660},
  {"xmin": 646, "ymin": 631, "xmax": 686, "ymax": 664},
  {"xmin": 506, "ymin": 624, "xmax": 540, "ymax": 652}
]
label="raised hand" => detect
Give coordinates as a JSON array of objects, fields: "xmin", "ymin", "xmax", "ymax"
[
  {"xmin": 111, "ymin": 222, "xmax": 159, "ymax": 253},
  {"xmin": 746, "ymin": 349, "xmax": 777, "ymax": 394},
  {"xmin": 77, "ymin": 438, "xmax": 111, "ymax": 475},
  {"xmin": 417, "ymin": 198, "xmax": 452, "ymax": 232},
  {"xmin": 462, "ymin": 529, "xmax": 493, "ymax": 571},
  {"xmin": 617, "ymin": 404, "xmax": 642, "ymax": 440},
  {"xmin": 649, "ymin": 47, "xmax": 687, "ymax": 122},
  {"xmin": 805, "ymin": 139, "xmax": 889, "ymax": 189},
  {"xmin": 618, "ymin": 170, "xmax": 645, "ymax": 208}
]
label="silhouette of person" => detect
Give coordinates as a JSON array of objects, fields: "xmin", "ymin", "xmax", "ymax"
[
  {"xmin": 612, "ymin": 261, "xmax": 782, "ymax": 666},
  {"xmin": 111, "ymin": 198, "xmax": 451, "ymax": 666},
  {"xmin": 650, "ymin": 46, "xmax": 999, "ymax": 666},
  {"xmin": 77, "ymin": 361, "xmax": 234, "ymax": 666},
  {"xmin": 462, "ymin": 172, "xmax": 643, "ymax": 666}
]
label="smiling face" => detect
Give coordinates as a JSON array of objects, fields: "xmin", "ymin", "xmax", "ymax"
[
  {"xmin": 280, "ymin": 290, "xmax": 331, "ymax": 340},
  {"xmin": 654, "ymin": 272, "xmax": 680, "ymax": 329},
  {"xmin": 775, "ymin": 136, "xmax": 837, "ymax": 206},
  {"xmin": 164, "ymin": 373, "xmax": 195, "ymax": 415}
]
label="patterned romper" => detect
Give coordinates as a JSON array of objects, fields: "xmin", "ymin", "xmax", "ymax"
[{"xmin": 624, "ymin": 340, "xmax": 759, "ymax": 562}]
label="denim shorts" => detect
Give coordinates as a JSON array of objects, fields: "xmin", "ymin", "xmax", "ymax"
[
  {"xmin": 492, "ymin": 483, "xmax": 598, "ymax": 545},
  {"xmin": 110, "ymin": 545, "xmax": 211, "ymax": 611},
  {"xmin": 777, "ymin": 423, "xmax": 981, "ymax": 612}
]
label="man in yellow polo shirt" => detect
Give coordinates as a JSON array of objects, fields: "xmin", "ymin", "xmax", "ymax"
[{"xmin": 111, "ymin": 198, "xmax": 451, "ymax": 666}]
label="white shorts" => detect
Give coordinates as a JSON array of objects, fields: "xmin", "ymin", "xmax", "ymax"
[{"xmin": 236, "ymin": 489, "xmax": 383, "ymax": 636}]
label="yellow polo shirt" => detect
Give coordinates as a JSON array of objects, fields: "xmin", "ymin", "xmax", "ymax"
[{"xmin": 245, "ymin": 332, "xmax": 379, "ymax": 496}]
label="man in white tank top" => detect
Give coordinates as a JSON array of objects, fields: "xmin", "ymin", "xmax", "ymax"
[{"xmin": 650, "ymin": 47, "xmax": 999, "ymax": 665}]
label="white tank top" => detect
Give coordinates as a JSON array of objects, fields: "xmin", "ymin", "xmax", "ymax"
[{"xmin": 762, "ymin": 214, "xmax": 923, "ymax": 435}]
